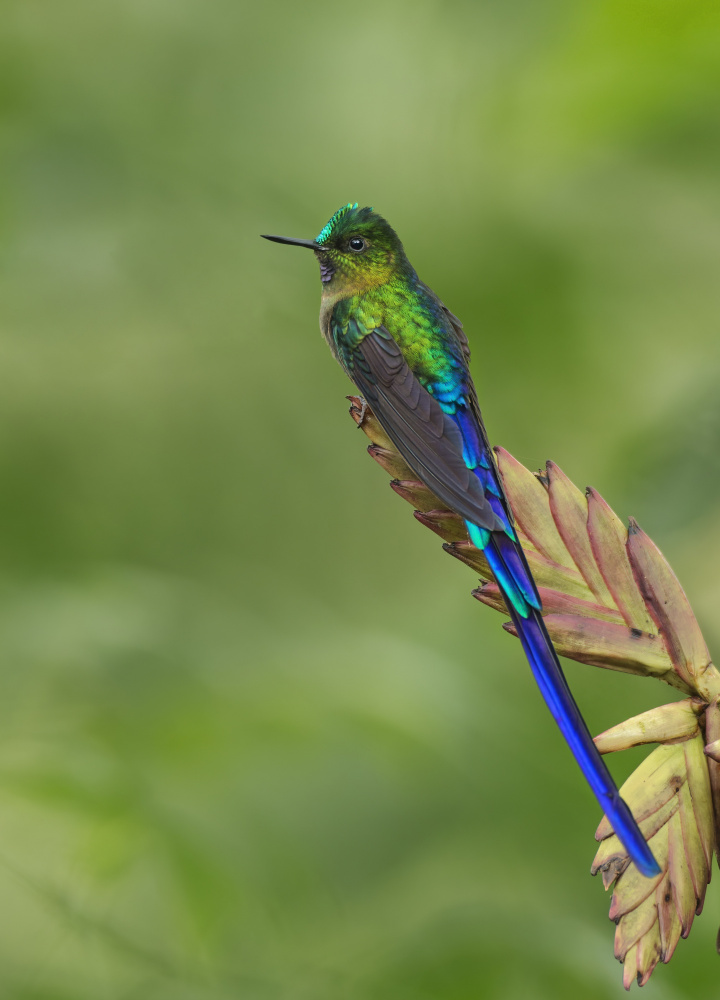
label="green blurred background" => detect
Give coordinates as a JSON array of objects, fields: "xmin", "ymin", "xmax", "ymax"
[{"xmin": 2, "ymin": 1, "xmax": 720, "ymax": 996}]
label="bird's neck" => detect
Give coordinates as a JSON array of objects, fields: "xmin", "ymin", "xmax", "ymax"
[{"xmin": 322, "ymin": 266, "xmax": 415, "ymax": 310}]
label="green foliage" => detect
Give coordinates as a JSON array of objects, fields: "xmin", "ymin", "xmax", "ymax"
[{"xmin": 1, "ymin": 0, "xmax": 720, "ymax": 996}]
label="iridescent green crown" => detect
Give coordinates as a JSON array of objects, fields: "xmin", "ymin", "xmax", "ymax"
[{"xmin": 315, "ymin": 203, "xmax": 359, "ymax": 245}]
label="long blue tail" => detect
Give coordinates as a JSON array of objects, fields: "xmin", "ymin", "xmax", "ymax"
[
  {"xmin": 481, "ymin": 530, "xmax": 660, "ymax": 877},
  {"xmin": 453, "ymin": 410, "xmax": 659, "ymax": 877},
  {"xmin": 510, "ymin": 606, "xmax": 659, "ymax": 876}
]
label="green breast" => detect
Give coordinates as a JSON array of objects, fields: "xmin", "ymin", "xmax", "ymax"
[{"xmin": 330, "ymin": 280, "xmax": 465, "ymax": 396}]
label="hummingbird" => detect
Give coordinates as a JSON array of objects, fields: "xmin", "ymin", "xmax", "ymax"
[{"xmin": 262, "ymin": 203, "xmax": 660, "ymax": 878}]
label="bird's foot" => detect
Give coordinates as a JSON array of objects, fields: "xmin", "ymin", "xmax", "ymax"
[{"xmin": 347, "ymin": 395, "xmax": 369, "ymax": 427}]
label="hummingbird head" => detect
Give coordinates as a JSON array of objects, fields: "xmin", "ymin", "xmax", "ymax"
[{"xmin": 262, "ymin": 204, "xmax": 409, "ymax": 292}]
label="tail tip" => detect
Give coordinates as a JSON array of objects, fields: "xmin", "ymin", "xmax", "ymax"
[{"xmin": 634, "ymin": 852, "xmax": 661, "ymax": 879}]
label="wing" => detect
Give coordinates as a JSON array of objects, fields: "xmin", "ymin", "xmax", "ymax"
[
  {"xmin": 349, "ymin": 327, "xmax": 503, "ymax": 532},
  {"xmin": 420, "ymin": 283, "xmax": 520, "ymax": 533}
]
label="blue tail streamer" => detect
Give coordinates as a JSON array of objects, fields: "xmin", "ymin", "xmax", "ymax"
[
  {"xmin": 505, "ymin": 602, "xmax": 660, "ymax": 877},
  {"xmin": 452, "ymin": 408, "xmax": 659, "ymax": 877}
]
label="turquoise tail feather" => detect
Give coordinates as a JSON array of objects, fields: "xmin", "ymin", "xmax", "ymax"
[{"xmin": 466, "ymin": 515, "xmax": 539, "ymax": 618}]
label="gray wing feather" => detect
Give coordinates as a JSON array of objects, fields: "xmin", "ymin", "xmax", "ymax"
[{"xmin": 351, "ymin": 329, "xmax": 503, "ymax": 532}]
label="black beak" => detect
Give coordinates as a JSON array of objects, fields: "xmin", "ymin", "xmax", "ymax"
[{"xmin": 261, "ymin": 234, "xmax": 322, "ymax": 250}]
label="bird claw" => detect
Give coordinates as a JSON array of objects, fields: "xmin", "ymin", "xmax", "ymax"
[{"xmin": 348, "ymin": 396, "xmax": 369, "ymax": 427}]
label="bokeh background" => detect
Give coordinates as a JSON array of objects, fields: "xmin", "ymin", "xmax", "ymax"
[{"xmin": 2, "ymin": 1, "xmax": 720, "ymax": 997}]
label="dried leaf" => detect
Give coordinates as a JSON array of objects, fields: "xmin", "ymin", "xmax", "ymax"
[
  {"xmin": 613, "ymin": 861, "xmax": 664, "ymax": 960},
  {"xmin": 683, "ymin": 735, "xmax": 714, "ymax": 874},
  {"xmin": 546, "ymin": 462, "xmax": 615, "ymax": 605},
  {"xmin": 594, "ymin": 700, "xmax": 701, "ymax": 754},
  {"xmin": 413, "ymin": 509, "xmax": 468, "ymax": 543},
  {"xmin": 390, "ymin": 479, "xmax": 443, "ymax": 512},
  {"xmin": 586, "ymin": 489, "xmax": 656, "ymax": 633},
  {"xmin": 473, "ymin": 581, "xmax": 624, "ymax": 624},
  {"xmin": 506, "ymin": 615, "xmax": 682, "ymax": 688},
  {"xmin": 367, "ymin": 443, "xmax": 415, "ymax": 480},
  {"xmin": 442, "ymin": 540, "xmax": 492, "ymax": 579},
  {"xmin": 494, "ymin": 448, "xmax": 574, "ymax": 568},
  {"xmin": 595, "ymin": 744, "xmax": 683, "ymax": 841},
  {"xmin": 635, "ymin": 922, "xmax": 662, "ymax": 986},
  {"xmin": 668, "ymin": 808, "xmax": 696, "ymax": 937},
  {"xmin": 656, "ymin": 869, "xmax": 682, "ymax": 963},
  {"xmin": 622, "ymin": 944, "xmax": 639, "ymax": 990},
  {"xmin": 627, "ymin": 519, "xmax": 715, "ymax": 698},
  {"xmin": 609, "ymin": 864, "xmax": 663, "ymax": 921},
  {"xmin": 597, "ymin": 793, "xmax": 679, "ymax": 852},
  {"xmin": 704, "ymin": 700, "xmax": 720, "ymax": 863}
]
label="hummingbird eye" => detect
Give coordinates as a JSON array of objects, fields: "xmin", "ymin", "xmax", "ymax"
[{"xmin": 348, "ymin": 237, "xmax": 366, "ymax": 253}]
